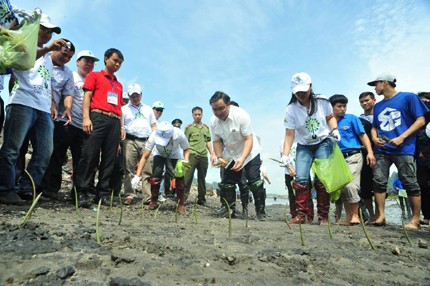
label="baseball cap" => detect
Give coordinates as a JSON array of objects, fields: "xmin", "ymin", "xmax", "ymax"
[
  {"xmin": 152, "ymin": 101, "xmax": 164, "ymax": 109},
  {"xmin": 367, "ymin": 73, "xmax": 397, "ymax": 86},
  {"xmin": 122, "ymin": 92, "xmax": 129, "ymax": 100},
  {"xmin": 155, "ymin": 122, "xmax": 174, "ymax": 146},
  {"xmin": 172, "ymin": 118, "xmax": 182, "ymax": 127},
  {"xmin": 40, "ymin": 14, "xmax": 61, "ymax": 34},
  {"xmin": 291, "ymin": 72, "xmax": 312, "ymax": 94},
  {"xmin": 127, "ymin": 83, "xmax": 142, "ymax": 96},
  {"xmin": 77, "ymin": 50, "xmax": 99, "ymax": 62}
]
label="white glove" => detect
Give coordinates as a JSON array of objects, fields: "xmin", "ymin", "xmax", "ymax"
[
  {"xmin": 330, "ymin": 129, "xmax": 341, "ymax": 142},
  {"xmin": 131, "ymin": 175, "xmax": 141, "ymax": 189},
  {"xmin": 281, "ymin": 155, "xmax": 294, "ymax": 167}
]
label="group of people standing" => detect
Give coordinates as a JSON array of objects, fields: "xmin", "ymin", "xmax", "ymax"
[
  {"xmin": 1, "ymin": 5, "xmax": 429, "ymax": 229},
  {"xmin": 282, "ymin": 72, "xmax": 429, "ymax": 230}
]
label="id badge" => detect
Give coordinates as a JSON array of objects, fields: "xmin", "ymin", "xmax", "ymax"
[{"xmin": 107, "ymin": 91, "xmax": 118, "ymax": 105}]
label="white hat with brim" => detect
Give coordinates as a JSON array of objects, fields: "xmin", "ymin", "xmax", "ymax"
[
  {"xmin": 40, "ymin": 14, "xmax": 61, "ymax": 34},
  {"xmin": 127, "ymin": 83, "xmax": 142, "ymax": 96},
  {"xmin": 291, "ymin": 72, "xmax": 312, "ymax": 94},
  {"xmin": 367, "ymin": 73, "xmax": 397, "ymax": 86},
  {"xmin": 77, "ymin": 50, "xmax": 99, "ymax": 62},
  {"xmin": 152, "ymin": 101, "xmax": 164, "ymax": 109},
  {"xmin": 155, "ymin": 122, "xmax": 173, "ymax": 146}
]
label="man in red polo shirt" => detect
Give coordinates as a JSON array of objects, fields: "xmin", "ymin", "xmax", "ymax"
[{"xmin": 74, "ymin": 48, "xmax": 125, "ymax": 207}]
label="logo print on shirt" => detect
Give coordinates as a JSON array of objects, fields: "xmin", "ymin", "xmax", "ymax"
[
  {"xmin": 378, "ymin": 107, "xmax": 401, "ymax": 131},
  {"xmin": 38, "ymin": 65, "xmax": 50, "ymax": 89},
  {"xmin": 305, "ymin": 118, "xmax": 320, "ymax": 135}
]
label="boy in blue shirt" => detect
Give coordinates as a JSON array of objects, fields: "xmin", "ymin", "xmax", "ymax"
[
  {"xmin": 368, "ymin": 73, "xmax": 429, "ymax": 230},
  {"xmin": 329, "ymin": 94, "xmax": 376, "ymax": 225}
]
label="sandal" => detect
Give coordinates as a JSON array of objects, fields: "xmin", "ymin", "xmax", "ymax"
[{"xmin": 123, "ymin": 196, "xmax": 133, "ymax": 205}]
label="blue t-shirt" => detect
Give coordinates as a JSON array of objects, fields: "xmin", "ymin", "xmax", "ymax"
[
  {"xmin": 337, "ymin": 114, "xmax": 365, "ymax": 152},
  {"xmin": 373, "ymin": 92, "xmax": 429, "ymax": 155}
]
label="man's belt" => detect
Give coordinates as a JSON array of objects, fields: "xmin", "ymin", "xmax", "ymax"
[
  {"xmin": 126, "ymin": 134, "xmax": 148, "ymax": 141},
  {"xmin": 91, "ymin": 109, "xmax": 120, "ymax": 120},
  {"xmin": 342, "ymin": 149, "xmax": 361, "ymax": 158}
]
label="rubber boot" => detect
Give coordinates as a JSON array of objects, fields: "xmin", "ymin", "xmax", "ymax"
[
  {"xmin": 148, "ymin": 177, "xmax": 161, "ymax": 210},
  {"xmin": 287, "ymin": 186, "xmax": 297, "ymax": 218},
  {"xmin": 239, "ymin": 183, "xmax": 249, "ymax": 219},
  {"xmin": 175, "ymin": 178, "xmax": 187, "ymax": 216},
  {"xmin": 289, "ymin": 182, "xmax": 309, "ymax": 224},
  {"xmin": 218, "ymin": 183, "xmax": 236, "ymax": 217},
  {"xmin": 314, "ymin": 180, "xmax": 330, "ymax": 225},
  {"xmin": 249, "ymin": 180, "xmax": 266, "ymax": 221},
  {"xmin": 307, "ymin": 195, "xmax": 315, "ymax": 223},
  {"xmin": 94, "ymin": 189, "xmax": 111, "ymax": 206}
]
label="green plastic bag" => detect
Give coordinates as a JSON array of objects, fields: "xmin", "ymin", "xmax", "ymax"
[
  {"xmin": 175, "ymin": 159, "xmax": 185, "ymax": 178},
  {"xmin": 0, "ymin": 14, "xmax": 41, "ymax": 73},
  {"xmin": 312, "ymin": 143, "xmax": 354, "ymax": 202}
]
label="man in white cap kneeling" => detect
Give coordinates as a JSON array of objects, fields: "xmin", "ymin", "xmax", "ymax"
[{"xmin": 132, "ymin": 122, "xmax": 190, "ymax": 215}]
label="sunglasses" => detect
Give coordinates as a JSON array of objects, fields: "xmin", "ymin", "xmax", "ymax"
[{"xmin": 154, "ymin": 108, "xmax": 164, "ymax": 112}]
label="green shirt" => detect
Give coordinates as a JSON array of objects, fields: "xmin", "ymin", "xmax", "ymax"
[{"xmin": 184, "ymin": 123, "xmax": 211, "ymax": 156}]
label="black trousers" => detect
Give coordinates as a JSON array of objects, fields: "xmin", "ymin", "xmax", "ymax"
[
  {"xmin": 40, "ymin": 122, "xmax": 84, "ymax": 193},
  {"xmin": 75, "ymin": 113, "xmax": 120, "ymax": 193},
  {"xmin": 222, "ymin": 154, "xmax": 261, "ymax": 185}
]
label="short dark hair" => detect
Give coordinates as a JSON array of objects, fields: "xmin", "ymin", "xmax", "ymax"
[
  {"xmin": 230, "ymin": 101, "xmax": 239, "ymax": 107},
  {"xmin": 104, "ymin": 48, "xmax": 124, "ymax": 65},
  {"xmin": 329, "ymin": 94, "xmax": 348, "ymax": 107},
  {"xmin": 418, "ymin": 92, "xmax": 430, "ymax": 100},
  {"xmin": 209, "ymin": 91, "xmax": 230, "ymax": 105},
  {"xmin": 192, "ymin": 106, "xmax": 202, "ymax": 113},
  {"xmin": 359, "ymin": 91, "xmax": 375, "ymax": 100},
  {"xmin": 61, "ymin": 38, "xmax": 75, "ymax": 52}
]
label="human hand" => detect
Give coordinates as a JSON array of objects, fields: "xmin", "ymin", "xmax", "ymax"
[
  {"xmin": 131, "ymin": 175, "xmax": 141, "ymax": 189},
  {"xmin": 330, "ymin": 129, "xmax": 341, "ymax": 142},
  {"xmin": 281, "ymin": 154, "xmax": 294, "ymax": 167}
]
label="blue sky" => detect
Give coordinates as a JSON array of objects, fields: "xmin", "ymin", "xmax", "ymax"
[{"xmin": 2, "ymin": 0, "xmax": 430, "ymax": 195}]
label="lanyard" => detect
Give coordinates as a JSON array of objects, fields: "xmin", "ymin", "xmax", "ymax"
[{"xmin": 107, "ymin": 76, "xmax": 115, "ymax": 92}]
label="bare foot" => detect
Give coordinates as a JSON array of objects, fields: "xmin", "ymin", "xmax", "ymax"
[{"xmin": 404, "ymin": 221, "xmax": 420, "ymax": 230}]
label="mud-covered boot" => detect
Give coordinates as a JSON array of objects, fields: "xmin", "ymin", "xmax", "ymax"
[
  {"xmin": 218, "ymin": 183, "xmax": 236, "ymax": 217},
  {"xmin": 314, "ymin": 180, "xmax": 330, "ymax": 225},
  {"xmin": 175, "ymin": 178, "xmax": 187, "ymax": 216},
  {"xmin": 289, "ymin": 182, "xmax": 309, "ymax": 224},
  {"xmin": 239, "ymin": 183, "xmax": 249, "ymax": 219},
  {"xmin": 249, "ymin": 180, "xmax": 266, "ymax": 221},
  {"xmin": 148, "ymin": 177, "xmax": 161, "ymax": 210}
]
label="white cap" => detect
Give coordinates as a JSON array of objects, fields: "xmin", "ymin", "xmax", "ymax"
[
  {"xmin": 291, "ymin": 72, "xmax": 312, "ymax": 94},
  {"xmin": 40, "ymin": 14, "xmax": 61, "ymax": 34},
  {"xmin": 127, "ymin": 83, "xmax": 142, "ymax": 96},
  {"xmin": 77, "ymin": 50, "xmax": 99, "ymax": 61},
  {"xmin": 152, "ymin": 101, "xmax": 164, "ymax": 109},
  {"xmin": 155, "ymin": 122, "xmax": 173, "ymax": 146},
  {"xmin": 367, "ymin": 73, "xmax": 397, "ymax": 86}
]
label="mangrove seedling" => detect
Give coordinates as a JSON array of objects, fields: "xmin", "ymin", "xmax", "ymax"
[
  {"xmin": 73, "ymin": 186, "xmax": 79, "ymax": 216},
  {"xmin": 223, "ymin": 198, "xmax": 232, "ymax": 238},
  {"xmin": 118, "ymin": 194, "xmax": 123, "ymax": 225},
  {"xmin": 96, "ymin": 199, "xmax": 102, "ymax": 243},
  {"xmin": 193, "ymin": 200, "xmax": 198, "ymax": 224},
  {"xmin": 24, "ymin": 169, "xmax": 36, "ymax": 201},
  {"xmin": 299, "ymin": 221, "xmax": 305, "ymax": 246},
  {"xmin": 328, "ymin": 207, "xmax": 334, "ymax": 240},
  {"xmin": 20, "ymin": 192, "xmax": 42, "ymax": 228},
  {"xmin": 109, "ymin": 190, "xmax": 114, "ymax": 217},
  {"xmin": 396, "ymin": 199, "xmax": 412, "ymax": 246},
  {"xmin": 359, "ymin": 208, "xmax": 375, "ymax": 250}
]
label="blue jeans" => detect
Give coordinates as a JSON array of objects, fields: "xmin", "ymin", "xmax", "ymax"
[
  {"xmin": 295, "ymin": 139, "xmax": 333, "ymax": 185},
  {"xmin": 0, "ymin": 104, "xmax": 54, "ymax": 193}
]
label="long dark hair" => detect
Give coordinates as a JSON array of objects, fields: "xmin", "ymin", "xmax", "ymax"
[{"xmin": 288, "ymin": 92, "xmax": 330, "ymax": 117}]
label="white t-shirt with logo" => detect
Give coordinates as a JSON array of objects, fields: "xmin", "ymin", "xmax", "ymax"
[
  {"xmin": 122, "ymin": 103, "xmax": 156, "ymax": 138},
  {"xmin": 284, "ymin": 95, "xmax": 333, "ymax": 145},
  {"xmin": 9, "ymin": 53, "xmax": 53, "ymax": 113}
]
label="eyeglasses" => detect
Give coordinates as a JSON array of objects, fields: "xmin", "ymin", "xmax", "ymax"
[
  {"xmin": 154, "ymin": 108, "xmax": 164, "ymax": 112},
  {"xmin": 40, "ymin": 25, "xmax": 54, "ymax": 34}
]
